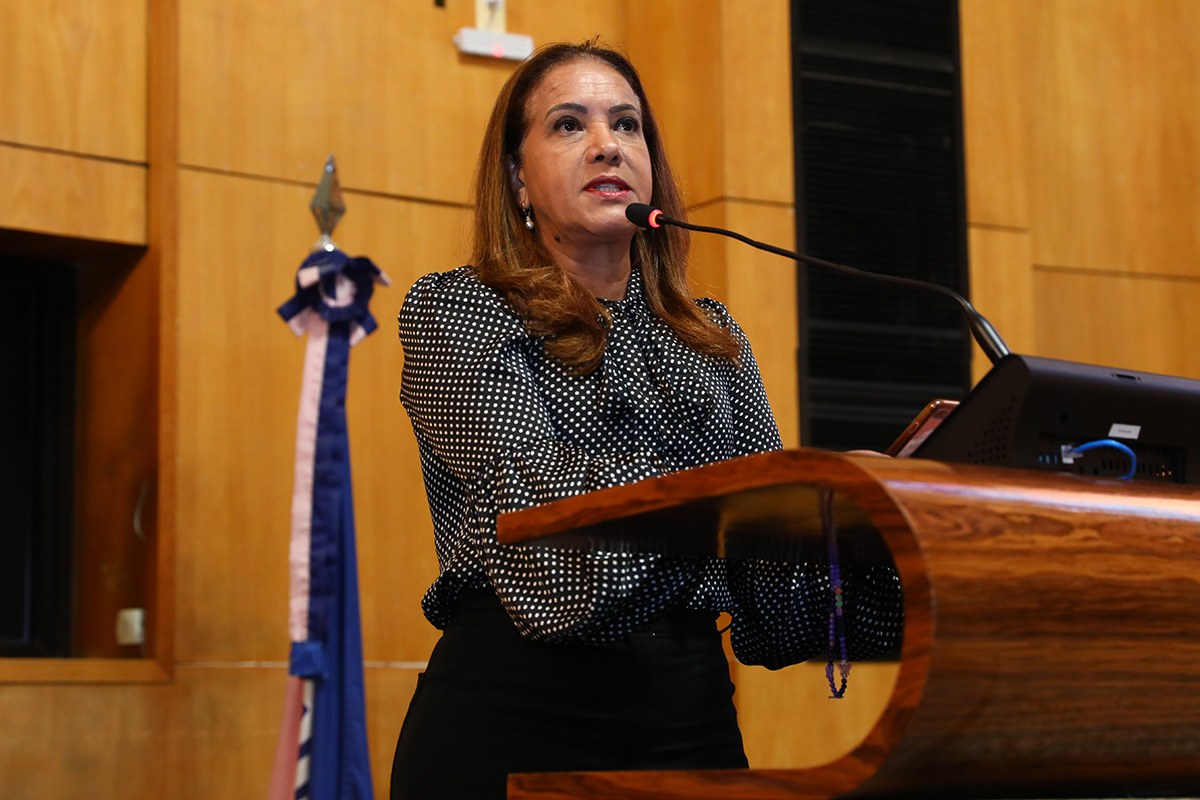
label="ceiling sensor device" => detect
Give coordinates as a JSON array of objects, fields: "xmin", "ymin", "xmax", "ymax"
[{"xmin": 453, "ymin": 28, "xmax": 534, "ymax": 61}]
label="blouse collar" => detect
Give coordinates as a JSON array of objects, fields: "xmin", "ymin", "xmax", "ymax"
[{"xmin": 597, "ymin": 265, "xmax": 647, "ymax": 319}]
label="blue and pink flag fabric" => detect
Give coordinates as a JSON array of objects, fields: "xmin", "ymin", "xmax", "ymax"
[{"xmin": 268, "ymin": 249, "xmax": 389, "ymax": 800}]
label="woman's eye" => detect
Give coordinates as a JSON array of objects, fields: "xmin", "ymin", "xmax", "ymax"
[
  {"xmin": 555, "ymin": 117, "xmax": 581, "ymax": 133},
  {"xmin": 616, "ymin": 117, "xmax": 640, "ymax": 133}
]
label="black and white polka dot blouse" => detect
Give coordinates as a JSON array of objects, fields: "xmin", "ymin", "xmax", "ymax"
[{"xmin": 399, "ymin": 265, "xmax": 903, "ymax": 668}]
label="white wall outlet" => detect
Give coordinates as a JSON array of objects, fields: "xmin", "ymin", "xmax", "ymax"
[{"xmin": 116, "ymin": 608, "xmax": 145, "ymax": 646}]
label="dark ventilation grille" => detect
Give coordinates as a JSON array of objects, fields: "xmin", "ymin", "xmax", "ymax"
[
  {"xmin": 1126, "ymin": 446, "xmax": 1181, "ymax": 481},
  {"xmin": 965, "ymin": 396, "xmax": 1017, "ymax": 465},
  {"xmin": 793, "ymin": 0, "xmax": 970, "ymax": 451},
  {"xmin": 1035, "ymin": 440, "xmax": 1182, "ymax": 482}
]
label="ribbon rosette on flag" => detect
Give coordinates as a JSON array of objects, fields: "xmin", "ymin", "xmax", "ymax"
[{"xmin": 268, "ymin": 157, "xmax": 388, "ymax": 800}]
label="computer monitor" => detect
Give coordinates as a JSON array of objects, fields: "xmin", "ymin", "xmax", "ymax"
[{"xmin": 912, "ymin": 354, "xmax": 1200, "ymax": 484}]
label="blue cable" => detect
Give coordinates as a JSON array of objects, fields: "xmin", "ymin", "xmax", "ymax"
[{"xmin": 1066, "ymin": 438, "xmax": 1137, "ymax": 480}]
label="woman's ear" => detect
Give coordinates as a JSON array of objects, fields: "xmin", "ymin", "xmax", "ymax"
[{"xmin": 506, "ymin": 156, "xmax": 528, "ymax": 209}]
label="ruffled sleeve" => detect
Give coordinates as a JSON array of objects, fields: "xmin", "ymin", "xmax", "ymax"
[{"xmin": 399, "ymin": 269, "xmax": 701, "ymax": 639}]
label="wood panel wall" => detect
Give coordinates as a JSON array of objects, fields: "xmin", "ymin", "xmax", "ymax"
[
  {"xmin": 7, "ymin": 0, "xmax": 1200, "ymax": 797},
  {"xmin": 0, "ymin": 0, "xmax": 147, "ymax": 243},
  {"xmin": 961, "ymin": 0, "xmax": 1200, "ymax": 381}
]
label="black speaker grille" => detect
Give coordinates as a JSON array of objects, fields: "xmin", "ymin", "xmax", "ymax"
[
  {"xmin": 794, "ymin": 0, "xmax": 970, "ymax": 452},
  {"xmin": 800, "ymin": 0, "xmax": 958, "ymax": 53}
]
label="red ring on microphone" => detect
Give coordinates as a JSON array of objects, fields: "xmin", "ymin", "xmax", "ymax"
[{"xmin": 648, "ymin": 209, "xmax": 662, "ymax": 229}]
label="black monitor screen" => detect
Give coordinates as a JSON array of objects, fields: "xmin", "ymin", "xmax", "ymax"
[{"xmin": 913, "ymin": 354, "xmax": 1200, "ymax": 484}]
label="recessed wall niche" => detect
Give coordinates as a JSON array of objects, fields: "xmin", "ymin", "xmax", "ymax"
[{"xmin": 0, "ymin": 233, "xmax": 155, "ymax": 659}]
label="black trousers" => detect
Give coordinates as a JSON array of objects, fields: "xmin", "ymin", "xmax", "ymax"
[{"xmin": 390, "ymin": 592, "xmax": 748, "ymax": 800}]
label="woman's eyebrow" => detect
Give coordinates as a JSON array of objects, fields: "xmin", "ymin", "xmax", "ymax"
[
  {"xmin": 543, "ymin": 102, "xmax": 641, "ymax": 119},
  {"xmin": 545, "ymin": 102, "xmax": 588, "ymax": 119}
]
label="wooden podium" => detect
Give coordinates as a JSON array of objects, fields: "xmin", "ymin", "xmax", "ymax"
[{"xmin": 496, "ymin": 449, "xmax": 1200, "ymax": 799}]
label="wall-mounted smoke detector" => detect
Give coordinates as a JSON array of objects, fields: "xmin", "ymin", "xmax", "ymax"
[{"xmin": 453, "ymin": 0, "xmax": 533, "ymax": 61}]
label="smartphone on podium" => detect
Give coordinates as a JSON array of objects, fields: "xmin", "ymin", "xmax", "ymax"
[{"xmin": 886, "ymin": 399, "xmax": 959, "ymax": 458}]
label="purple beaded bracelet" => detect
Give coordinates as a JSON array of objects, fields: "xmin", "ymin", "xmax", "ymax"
[{"xmin": 820, "ymin": 489, "xmax": 851, "ymax": 698}]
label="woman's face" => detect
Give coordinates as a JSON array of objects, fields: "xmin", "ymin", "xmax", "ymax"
[{"xmin": 512, "ymin": 60, "xmax": 653, "ymax": 247}]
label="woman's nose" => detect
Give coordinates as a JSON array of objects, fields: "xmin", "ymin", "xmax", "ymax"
[{"xmin": 588, "ymin": 129, "xmax": 621, "ymax": 163}]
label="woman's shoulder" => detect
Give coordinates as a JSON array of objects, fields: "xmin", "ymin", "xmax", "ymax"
[
  {"xmin": 399, "ymin": 266, "xmax": 526, "ymax": 345},
  {"xmin": 691, "ymin": 296, "xmax": 746, "ymax": 338},
  {"xmin": 403, "ymin": 265, "xmax": 496, "ymax": 306},
  {"xmin": 692, "ymin": 295, "xmax": 729, "ymax": 319}
]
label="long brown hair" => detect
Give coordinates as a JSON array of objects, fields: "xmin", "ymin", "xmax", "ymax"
[{"xmin": 471, "ymin": 40, "xmax": 740, "ymax": 375}]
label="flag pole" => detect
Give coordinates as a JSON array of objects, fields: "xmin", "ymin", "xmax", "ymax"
[{"xmin": 269, "ymin": 156, "xmax": 388, "ymax": 800}]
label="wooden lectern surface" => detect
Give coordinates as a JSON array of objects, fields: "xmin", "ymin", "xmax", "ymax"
[{"xmin": 497, "ymin": 449, "xmax": 1200, "ymax": 800}]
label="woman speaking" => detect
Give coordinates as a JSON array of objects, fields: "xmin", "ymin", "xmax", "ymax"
[{"xmin": 390, "ymin": 40, "xmax": 901, "ymax": 799}]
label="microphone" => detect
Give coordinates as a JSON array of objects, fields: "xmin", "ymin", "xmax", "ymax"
[
  {"xmin": 624, "ymin": 202, "xmax": 663, "ymax": 230},
  {"xmin": 625, "ymin": 203, "xmax": 1011, "ymax": 365}
]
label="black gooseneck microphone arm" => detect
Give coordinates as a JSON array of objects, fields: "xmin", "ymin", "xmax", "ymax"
[{"xmin": 625, "ymin": 202, "xmax": 1011, "ymax": 365}]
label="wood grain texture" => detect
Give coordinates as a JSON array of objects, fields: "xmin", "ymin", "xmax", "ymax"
[
  {"xmin": 959, "ymin": 0, "xmax": 1031, "ymax": 229},
  {"xmin": 147, "ymin": 0, "xmax": 180, "ymax": 675},
  {"xmin": 626, "ymin": 0, "xmax": 793, "ymax": 208},
  {"xmin": 72, "ymin": 254, "xmax": 157, "ymax": 658},
  {"xmin": 510, "ymin": 767, "xmax": 862, "ymax": 800},
  {"xmin": 735, "ymin": 661, "xmax": 900, "ymax": 769},
  {"xmin": 179, "ymin": 0, "xmax": 625, "ymax": 202},
  {"xmin": 1032, "ymin": 266, "xmax": 1200, "ymax": 380},
  {"xmin": 503, "ymin": 450, "xmax": 1200, "ymax": 798},
  {"xmin": 720, "ymin": 0, "xmax": 794, "ymax": 205},
  {"xmin": 0, "ymin": 144, "xmax": 146, "ymax": 244},
  {"xmin": 861, "ymin": 456, "xmax": 1200, "ymax": 797},
  {"xmin": 0, "ymin": 0, "xmax": 146, "ymax": 160},
  {"xmin": 174, "ymin": 169, "xmax": 463, "ymax": 663},
  {"xmin": 0, "ymin": 664, "xmax": 418, "ymax": 799},
  {"xmin": 362, "ymin": 667, "xmax": 424, "ymax": 797},
  {"xmin": 0, "ymin": 682, "xmax": 172, "ymax": 800},
  {"xmin": 1024, "ymin": 0, "xmax": 1200, "ymax": 277},
  {"xmin": 625, "ymin": 2, "xmax": 724, "ymax": 207},
  {"xmin": 165, "ymin": 665, "xmax": 417, "ymax": 800},
  {"xmin": 0, "ymin": 658, "xmax": 167, "ymax": 685},
  {"xmin": 723, "ymin": 202, "xmax": 800, "ymax": 449},
  {"xmin": 165, "ymin": 667, "xmax": 286, "ymax": 800}
]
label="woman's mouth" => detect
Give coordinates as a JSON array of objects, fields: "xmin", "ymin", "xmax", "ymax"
[{"xmin": 584, "ymin": 177, "xmax": 632, "ymax": 197}]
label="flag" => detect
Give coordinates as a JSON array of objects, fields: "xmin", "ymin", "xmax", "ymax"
[{"xmin": 269, "ymin": 248, "xmax": 389, "ymax": 800}]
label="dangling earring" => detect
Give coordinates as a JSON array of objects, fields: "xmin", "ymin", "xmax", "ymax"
[{"xmin": 523, "ymin": 207, "xmax": 535, "ymax": 231}]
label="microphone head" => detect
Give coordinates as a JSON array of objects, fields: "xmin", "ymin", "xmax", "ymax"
[{"xmin": 625, "ymin": 203, "xmax": 662, "ymax": 229}]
